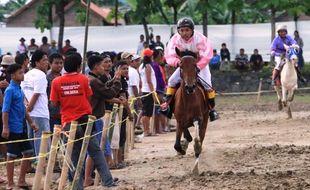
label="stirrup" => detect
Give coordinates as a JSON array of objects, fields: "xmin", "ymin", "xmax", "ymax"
[{"xmin": 209, "ymin": 110, "xmax": 219, "ymax": 122}]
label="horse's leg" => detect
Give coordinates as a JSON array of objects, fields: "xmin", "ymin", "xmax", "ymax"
[
  {"xmin": 174, "ymin": 123, "xmax": 185, "ymax": 155},
  {"xmin": 275, "ymin": 86, "xmax": 283, "ymax": 111},
  {"xmin": 288, "ymin": 89, "xmax": 295, "ymax": 102},
  {"xmin": 181, "ymin": 128, "xmax": 192, "ymax": 154},
  {"xmin": 193, "ymin": 121, "xmax": 202, "ymax": 158},
  {"xmin": 287, "ymin": 101, "xmax": 292, "ymax": 119},
  {"xmin": 282, "ymin": 87, "xmax": 287, "ymax": 107},
  {"xmin": 183, "ymin": 128, "xmax": 193, "ymax": 142}
]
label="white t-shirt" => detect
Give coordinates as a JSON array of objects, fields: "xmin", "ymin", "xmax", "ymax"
[
  {"xmin": 21, "ymin": 68, "xmax": 49, "ymax": 119},
  {"xmin": 139, "ymin": 64, "xmax": 157, "ymax": 93},
  {"xmin": 128, "ymin": 66, "xmax": 140, "ymax": 97}
]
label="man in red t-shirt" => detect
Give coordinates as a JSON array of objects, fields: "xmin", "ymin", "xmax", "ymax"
[{"xmin": 50, "ymin": 53, "xmax": 118, "ymax": 188}]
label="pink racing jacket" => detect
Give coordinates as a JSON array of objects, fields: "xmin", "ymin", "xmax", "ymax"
[{"xmin": 165, "ymin": 31, "xmax": 213, "ymax": 70}]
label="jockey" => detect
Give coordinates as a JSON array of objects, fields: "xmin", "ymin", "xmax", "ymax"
[
  {"xmin": 271, "ymin": 24, "xmax": 306, "ymax": 85},
  {"xmin": 161, "ymin": 17, "xmax": 219, "ymax": 121}
]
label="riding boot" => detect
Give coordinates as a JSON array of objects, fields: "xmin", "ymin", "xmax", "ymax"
[
  {"xmin": 295, "ymin": 66, "xmax": 307, "ymax": 83},
  {"xmin": 160, "ymin": 87, "xmax": 176, "ymax": 116},
  {"xmin": 271, "ymin": 69, "xmax": 280, "ymax": 86},
  {"xmin": 205, "ymin": 90, "xmax": 219, "ymax": 122}
]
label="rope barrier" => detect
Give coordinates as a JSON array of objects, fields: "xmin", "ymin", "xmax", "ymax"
[{"xmin": 0, "ymin": 115, "xmax": 129, "ymax": 165}]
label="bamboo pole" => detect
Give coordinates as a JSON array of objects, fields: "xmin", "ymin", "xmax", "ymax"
[
  {"xmin": 130, "ymin": 118, "xmax": 135, "ymax": 149},
  {"xmin": 128, "ymin": 97, "xmax": 135, "ymax": 150},
  {"xmin": 82, "ymin": 0, "xmax": 91, "ymax": 74},
  {"xmin": 150, "ymin": 105, "xmax": 156, "ymax": 135},
  {"xmin": 124, "ymin": 119, "xmax": 130, "ymax": 159},
  {"xmin": 43, "ymin": 125, "xmax": 61, "ymax": 190},
  {"xmin": 58, "ymin": 121, "xmax": 78, "ymax": 190},
  {"xmin": 256, "ymin": 78, "xmax": 263, "ymax": 103},
  {"xmin": 94, "ymin": 113, "xmax": 111, "ymax": 186},
  {"xmin": 32, "ymin": 132, "xmax": 50, "ymax": 190},
  {"xmin": 108, "ymin": 104, "xmax": 119, "ymax": 142},
  {"xmin": 71, "ymin": 115, "xmax": 96, "ymax": 190}
]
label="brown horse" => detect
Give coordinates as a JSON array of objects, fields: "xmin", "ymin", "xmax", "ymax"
[{"xmin": 173, "ymin": 47, "xmax": 209, "ymax": 174}]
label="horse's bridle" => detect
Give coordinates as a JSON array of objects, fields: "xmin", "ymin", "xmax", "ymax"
[{"xmin": 179, "ymin": 55, "xmax": 199, "ymax": 94}]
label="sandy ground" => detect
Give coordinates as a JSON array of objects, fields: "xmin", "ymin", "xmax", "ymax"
[
  {"xmin": 100, "ymin": 97, "xmax": 310, "ymax": 190},
  {"xmin": 1, "ymin": 95, "xmax": 310, "ymax": 190}
]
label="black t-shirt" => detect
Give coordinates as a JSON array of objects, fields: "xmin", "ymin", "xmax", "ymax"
[{"xmin": 250, "ymin": 54, "xmax": 263, "ymax": 64}]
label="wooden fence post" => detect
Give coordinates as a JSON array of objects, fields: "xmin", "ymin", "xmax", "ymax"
[
  {"xmin": 256, "ymin": 78, "xmax": 263, "ymax": 103},
  {"xmin": 94, "ymin": 114, "xmax": 110, "ymax": 186},
  {"xmin": 32, "ymin": 132, "xmax": 50, "ymax": 190},
  {"xmin": 58, "ymin": 121, "xmax": 78, "ymax": 190},
  {"xmin": 44, "ymin": 125, "xmax": 61, "ymax": 190},
  {"xmin": 71, "ymin": 115, "xmax": 96, "ymax": 190}
]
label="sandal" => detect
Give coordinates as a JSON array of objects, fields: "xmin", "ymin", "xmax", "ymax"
[
  {"xmin": 18, "ymin": 182, "xmax": 32, "ymax": 190},
  {"xmin": 6, "ymin": 185, "xmax": 14, "ymax": 190},
  {"xmin": 83, "ymin": 180, "xmax": 94, "ymax": 187},
  {"xmin": 0, "ymin": 176, "xmax": 6, "ymax": 183}
]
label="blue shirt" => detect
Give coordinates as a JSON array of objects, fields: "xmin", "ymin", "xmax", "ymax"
[
  {"xmin": 271, "ymin": 35, "xmax": 297, "ymax": 56},
  {"xmin": 210, "ymin": 55, "xmax": 221, "ymax": 65},
  {"xmin": 2, "ymin": 80, "xmax": 26, "ymax": 133}
]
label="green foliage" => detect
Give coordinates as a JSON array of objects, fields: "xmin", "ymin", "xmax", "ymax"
[
  {"xmin": 0, "ymin": 0, "xmax": 27, "ymax": 22},
  {"xmin": 34, "ymin": 0, "xmax": 54, "ymax": 32}
]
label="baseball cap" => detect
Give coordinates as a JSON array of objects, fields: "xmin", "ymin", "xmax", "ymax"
[
  {"xmin": 143, "ymin": 48, "xmax": 153, "ymax": 57},
  {"xmin": 132, "ymin": 54, "xmax": 141, "ymax": 61},
  {"xmin": 121, "ymin": 52, "xmax": 132, "ymax": 60},
  {"xmin": 1, "ymin": 55, "xmax": 14, "ymax": 66}
]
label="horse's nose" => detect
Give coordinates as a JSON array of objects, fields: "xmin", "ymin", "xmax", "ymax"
[{"xmin": 185, "ymin": 84, "xmax": 196, "ymax": 94}]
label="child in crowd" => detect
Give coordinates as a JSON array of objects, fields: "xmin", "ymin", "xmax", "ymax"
[{"xmin": 2, "ymin": 64, "xmax": 38, "ymax": 190}]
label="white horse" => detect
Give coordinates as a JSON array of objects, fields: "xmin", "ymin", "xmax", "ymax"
[{"xmin": 274, "ymin": 45, "xmax": 298, "ymax": 119}]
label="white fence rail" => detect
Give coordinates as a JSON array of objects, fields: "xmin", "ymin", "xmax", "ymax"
[{"xmin": 1, "ymin": 21, "xmax": 310, "ymax": 61}]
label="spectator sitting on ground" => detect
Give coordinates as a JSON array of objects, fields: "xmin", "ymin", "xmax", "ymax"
[
  {"xmin": 39, "ymin": 36, "xmax": 51, "ymax": 54},
  {"xmin": 28, "ymin": 38, "xmax": 39, "ymax": 55},
  {"xmin": 154, "ymin": 35, "xmax": 165, "ymax": 50},
  {"xmin": 209, "ymin": 49, "xmax": 221, "ymax": 70},
  {"xmin": 220, "ymin": 43, "xmax": 230, "ymax": 62},
  {"xmin": 62, "ymin": 39, "xmax": 73, "ymax": 55},
  {"xmin": 17, "ymin": 38, "xmax": 27, "ymax": 55},
  {"xmin": 48, "ymin": 40, "xmax": 58, "ymax": 56},
  {"xmin": 235, "ymin": 48, "xmax": 249, "ymax": 71},
  {"xmin": 250, "ymin": 49, "xmax": 263, "ymax": 72}
]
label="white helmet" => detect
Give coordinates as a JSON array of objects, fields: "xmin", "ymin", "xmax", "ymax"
[{"xmin": 276, "ymin": 24, "xmax": 287, "ymax": 33}]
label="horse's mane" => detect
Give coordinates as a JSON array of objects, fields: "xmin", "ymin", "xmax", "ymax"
[{"xmin": 179, "ymin": 50, "xmax": 197, "ymax": 59}]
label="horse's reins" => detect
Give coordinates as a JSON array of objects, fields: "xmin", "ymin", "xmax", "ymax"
[
  {"xmin": 197, "ymin": 75, "xmax": 223, "ymax": 96},
  {"xmin": 179, "ymin": 54, "xmax": 223, "ymax": 95}
]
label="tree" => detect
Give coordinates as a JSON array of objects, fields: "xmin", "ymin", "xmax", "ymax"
[
  {"xmin": 35, "ymin": 0, "xmax": 92, "ymax": 51},
  {"xmin": 114, "ymin": 0, "xmax": 118, "ymax": 26},
  {"xmin": 34, "ymin": 0, "xmax": 70, "ymax": 51},
  {"xmin": 127, "ymin": 0, "xmax": 159, "ymax": 44},
  {"xmin": 0, "ymin": 0, "xmax": 27, "ymax": 22},
  {"xmin": 165, "ymin": 0, "xmax": 186, "ymax": 24}
]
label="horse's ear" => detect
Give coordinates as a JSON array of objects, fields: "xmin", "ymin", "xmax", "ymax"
[{"xmin": 175, "ymin": 47, "xmax": 181, "ymax": 57}]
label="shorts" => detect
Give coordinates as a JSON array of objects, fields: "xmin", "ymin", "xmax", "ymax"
[
  {"xmin": 6, "ymin": 132, "xmax": 33, "ymax": 158},
  {"xmin": 0, "ymin": 112, "xmax": 7, "ymax": 142},
  {"xmin": 141, "ymin": 92, "xmax": 154, "ymax": 117}
]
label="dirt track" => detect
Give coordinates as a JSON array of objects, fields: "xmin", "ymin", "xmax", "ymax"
[
  {"xmin": 100, "ymin": 96, "xmax": 310, "ymax": 190},
  {"xmin": 1, "ymin": 96, "xmax": 310, "ymax": 190}
]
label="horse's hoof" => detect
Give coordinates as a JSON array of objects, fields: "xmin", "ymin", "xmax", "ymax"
[
  {"xmin": 174, "ymin": 145, "xmax": 186, "ymax": 155},
  {"xmin": 278, "ymin": 104, "xmax": 283, "ymax": 111},
  {"xmin": 195, "ymin": 153, "xmax": 200, "ymax": 158}
]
